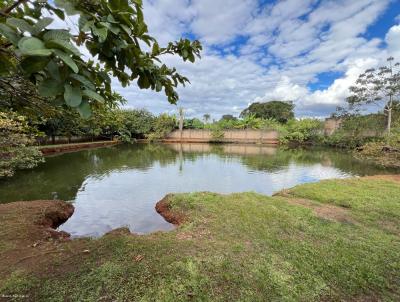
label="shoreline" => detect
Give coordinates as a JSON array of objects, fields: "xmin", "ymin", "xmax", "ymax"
[
  {"xmin": 1, "ymin": 175, "xmax": 399, "ymax": 300},
  {"xmin": 38, "ymin": 141, "xmax": 120, "ymax": 156}
]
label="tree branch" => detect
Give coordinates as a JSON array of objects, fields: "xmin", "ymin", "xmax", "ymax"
[{"xmin": 0, "ymin": 0, "xmax": 28, "ymax": 16}]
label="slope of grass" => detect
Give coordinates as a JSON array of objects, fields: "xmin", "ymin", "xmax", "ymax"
[{"xmin": 1, "ymin": 177, "xmax": 399, "ymax": 301}]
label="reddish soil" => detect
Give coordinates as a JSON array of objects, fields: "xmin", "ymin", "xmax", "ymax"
[
  {"xmin": 364, "ymin": 174, "xmax": 400, "ymax": 183},
  {"xmin": 0, "ymin": 201, "xmax": 75, "ymax": 278},
  {"xmin": 155, "ymin": 194, "xmax": 186, "ymax": 225}
]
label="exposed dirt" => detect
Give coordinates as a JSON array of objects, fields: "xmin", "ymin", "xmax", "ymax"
[
  {"xmin": 277, "ymin": 190, "xmax": 355, "ymax": 223},
  {"xmin": 155, "ymin": 194, "xmax": 186, "ymax": 225},
  {"xmin": 364, "ymin": 174, "xmax": 400, "ymax": 183},
  {"xmin": 0, "ymin": 201, "xmax": 75, "ymax": 278}
]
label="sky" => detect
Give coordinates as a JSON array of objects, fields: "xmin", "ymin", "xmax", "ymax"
[{"xmin": 61, "ymin": 0, "xmax": 400, "ymax": 119}]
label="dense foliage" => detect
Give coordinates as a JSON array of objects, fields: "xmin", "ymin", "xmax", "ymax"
[
  {"xmin": 0, "ymin": 111, "xmax": 43, "ymax": 177},
  {"xmin": 0, "ymin": 0, "xmax": 202, "ymax": 117},
  {"xmin": 240, "ymin": 101, "xmax": 295, "ymax": 123}
]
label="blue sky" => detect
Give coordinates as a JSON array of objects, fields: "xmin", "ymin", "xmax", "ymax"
[{"xmin": 112, "ymin": 0, "xmax": 400, "ymax": 119}]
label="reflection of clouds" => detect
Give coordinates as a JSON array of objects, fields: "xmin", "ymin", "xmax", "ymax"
[
  {"xmin": 59, "ymin": 154, "xmax": 354, "ymax": 237},
  {"xmin": 267, "ymin": 162, "xmax": 351, "ymax": 194}
]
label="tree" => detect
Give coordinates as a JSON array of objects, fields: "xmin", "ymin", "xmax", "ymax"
[
  {"xmin": 347, "ymin": 57, "xmax": 400, "ymax": 134},
  {"xmin": 220, "ymin": 114, "xmax": 237, "ymax": 121},
  {"xmin": 203, "ymin": 114, "xmax": 210, "ymax": 123},
  {"xmin": 0, "ymin": 111, "xmax": 43, "ymax": 177},
  {"xmin": 183, "ymin": 118, "xmax": 204, "ymax": 129},
  {"xmin": 240, "ymin": 101, "xmax": 294, "ymax": 123},
  {"xmin": 119, "ymin": 109, "xmax": 155, "ymax": 139},
  {"xmin": 0, "ymin": 0, "xmax": 202, "ymax": 117}
]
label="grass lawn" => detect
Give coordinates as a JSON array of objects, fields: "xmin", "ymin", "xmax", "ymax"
[{"xmin": 0, "ymin": 176, "xmax": 399, "ymax": 301}]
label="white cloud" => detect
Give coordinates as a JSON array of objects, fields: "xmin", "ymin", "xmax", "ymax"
[
  {"xmin": 386, "ymin": 24, "xmax": 400, "ymax": 58},
  {"xmin": 44, "ymin": 0, "xmax": 400, "ymax": 118}
]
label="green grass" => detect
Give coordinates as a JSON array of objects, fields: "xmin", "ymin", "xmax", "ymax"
[{"xmin": 1, "ymin": 178, "xmax": 400, "ymax": 301}]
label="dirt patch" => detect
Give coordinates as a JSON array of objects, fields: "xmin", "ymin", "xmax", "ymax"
[
  {"xmin": 364, "ymin": 175, "xmax": 400, "ymax": 183},
  {"xmin": 277, "ymin": 191, "xmax": 354, "ymax": 223},
  {"xmin": 155, "ymin": 194, "xmax": 186, "ymax": 225},
  {"xmin": 0, "ymin": 201, "xmax": 74, "ymax": 278}
]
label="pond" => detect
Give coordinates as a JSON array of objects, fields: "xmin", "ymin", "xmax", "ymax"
[{"xmin": 0, "ymin": 143, "xmax": 398, "ymax": 237}]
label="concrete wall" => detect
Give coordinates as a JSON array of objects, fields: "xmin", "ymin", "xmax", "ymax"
[
  {"xmin": 324, "ymin": 118, "xmax": 342, "ymax": 135},
  {"xmin": 164, "ymin": 129, "xmax": 279, "ymax": 144}
]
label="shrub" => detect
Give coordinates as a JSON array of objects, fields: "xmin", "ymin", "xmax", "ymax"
[
  {"xmin": 0, "ymin": 112, "xmax": 44, "ymax": 178},
  {"xmin": 147, "ymin": 114, "xmax": 177, "ymax": 141},
  {"xmin": 210, "ymin": 127, "xmax": 225, "ymax": 142},
  {"xmin": 280, "ymin": 119, "xmax": 323, "ymax": 144}
]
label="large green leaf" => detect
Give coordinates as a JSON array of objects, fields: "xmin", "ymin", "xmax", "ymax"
[
  {"xmin": 0, "ymin": 24, "xmax": 20, "ymax": 45},
  {"xmin": 38, "ymin": 79, "xmax": 64, "ymax": 97},
  {"xmin": 20, "ymin": 56, "xmax": 51, "ymax": 74},
  {"xmin": 6, "ymin": 18, "xmax": 34, "ymax": 33},
  {"xmin": 52, "ymin": 8, "xmax": 65, "ymax": 20},
  {"xmin": 53, "ymin": 49, "xmax": 79, "ymax": 73},
  {"xmin": 64, "ymin": 84, "xmax": 82, "ymax": 107},
  {"xmin": 120, "ymin": 24, "xmax": 131, "ymax": 35},
  {"xmin": 138, "ymin": 75, "xmax": 150, "ymax": 89},
  {"xmin": 32, "ymin": 17, "xmax": 53, "ymax": 35},
  {"xmin": 77, "ymin": 100, "xmax": 92, "ymax": 118},
  {"xmin": 18, "ymin": 37, "xmax": 52, "ymax": 57},
  {"xmin": 81, "ymin": 20, "xmax": 95, "ymax": 33},
  {"xmin": 43, "ymin": 30, "xmax": 71, "ymax": 41},
  {"xmin": 69, "ymin": 74, "xmax": 96, "ymax": 90},
  {"xmin": 92, "ymin": 26, "xmax": 108, "ymax": 42},
  {"xmin": 54, "ymin": 0, "xmax": 78, "ymax": 15},
  {"xmin": 78, "ymin": 15, "xmax": 89, "ymax": 30},
  {"xmin": 108, "ymin": 0, "xmax": 129, "ymax": 11},
  {"xmin": 82, "ymin": 89, "xmax": 105, "ymax": 103},
  {"xmin": 46, "ymin": 60, "xmax": 62, "ymax": 82},
  {"xmin": 45, "ymin": 40, "xmax": 81, "ymax": 56}
]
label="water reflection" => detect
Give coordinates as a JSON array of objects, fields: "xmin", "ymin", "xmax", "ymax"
[{"xmin": 0, "ymin": 143, "xmax": 397, "ymax": 237}]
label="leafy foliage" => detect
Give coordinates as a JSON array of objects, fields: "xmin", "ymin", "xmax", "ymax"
[
  {"xmin": 0, "ymin": 0, "xmax": 202, "ymax": 116},
  {"xmin": 240, "ymin": 101, "xmax": 295, "ymax": 123},
  {"xmin": 280, "ymin": 119, "xmax": 323, "ymax": 144},
  {"xmin": 0, "ymin": 111, "xmax": 43, "ymax": 178},
  {"xmin": 210, "ymin": 127, "xmax": 224, "ymax": 142},
  {"xmin": 146, "ymin": 113, "xmax": 176, "ymax": 141}
]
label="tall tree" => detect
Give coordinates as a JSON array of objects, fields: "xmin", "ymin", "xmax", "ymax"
[
  {"xmin": 220, "ymin": 114, "xmax": 237, "ymax": 121},
  {"xmin": 347, "ymin": 57, "xmax": 400, "ymax": 134},
  {"xmin": 240, "ymin": 101, "xmax": 294, "ymax": 123},
  {"xmin": 0, "ymin": 0, "xmax": 202, "ymax": 117},
  {"xmin": 203, "ymin": 113, "xmax": 210, "ymax": 123}
]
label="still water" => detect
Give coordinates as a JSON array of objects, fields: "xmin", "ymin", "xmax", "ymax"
[{"xmin": 0, "ymin": 143, "xmax": 398, "ymax": 237}]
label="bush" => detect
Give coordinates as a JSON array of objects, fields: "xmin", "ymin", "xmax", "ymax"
[
  {"xmin": 147, "ymin": 114, "xmax": 177, "ymax": 141},
  {"xmin": 210, "ymin": 127, "xmax": 225, "ymax": 142},
  {"xmin": 280, "ymin": 119, "xmax": 323, "ymax": 144},
  {"xmin": 0, "ymin": 112, "xmax": 44, "ymax": 178},
  {"xmin": 119, "ymin": 109, "xmax": 155, "ymax": 139}
]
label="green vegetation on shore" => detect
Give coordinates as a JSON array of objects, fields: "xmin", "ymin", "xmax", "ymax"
[{"xmin": 1, "ymin": 176, "xmax": 399, "ymax": 301}]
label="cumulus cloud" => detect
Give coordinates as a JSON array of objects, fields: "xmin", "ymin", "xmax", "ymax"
[{"xmin": 45, "ymin": 0, "xmax": 400, "ymax": 118}]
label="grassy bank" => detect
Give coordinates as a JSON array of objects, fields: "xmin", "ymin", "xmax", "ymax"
[{"xmin": 1, "ymin": 177, "xmax": 400, "ymax": 301}]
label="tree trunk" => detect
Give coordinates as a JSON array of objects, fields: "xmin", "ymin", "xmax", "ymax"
[
  {"xmin": 387, "ymin": 97, "xmax": 393, "ymax": 135},
  {"xmin": 387, "ymin": 108, "xmax": 392, "ymax": 135},
  {"xmin": 179, "ymin": 108, "xmax": 184, "ymax": 142}
]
